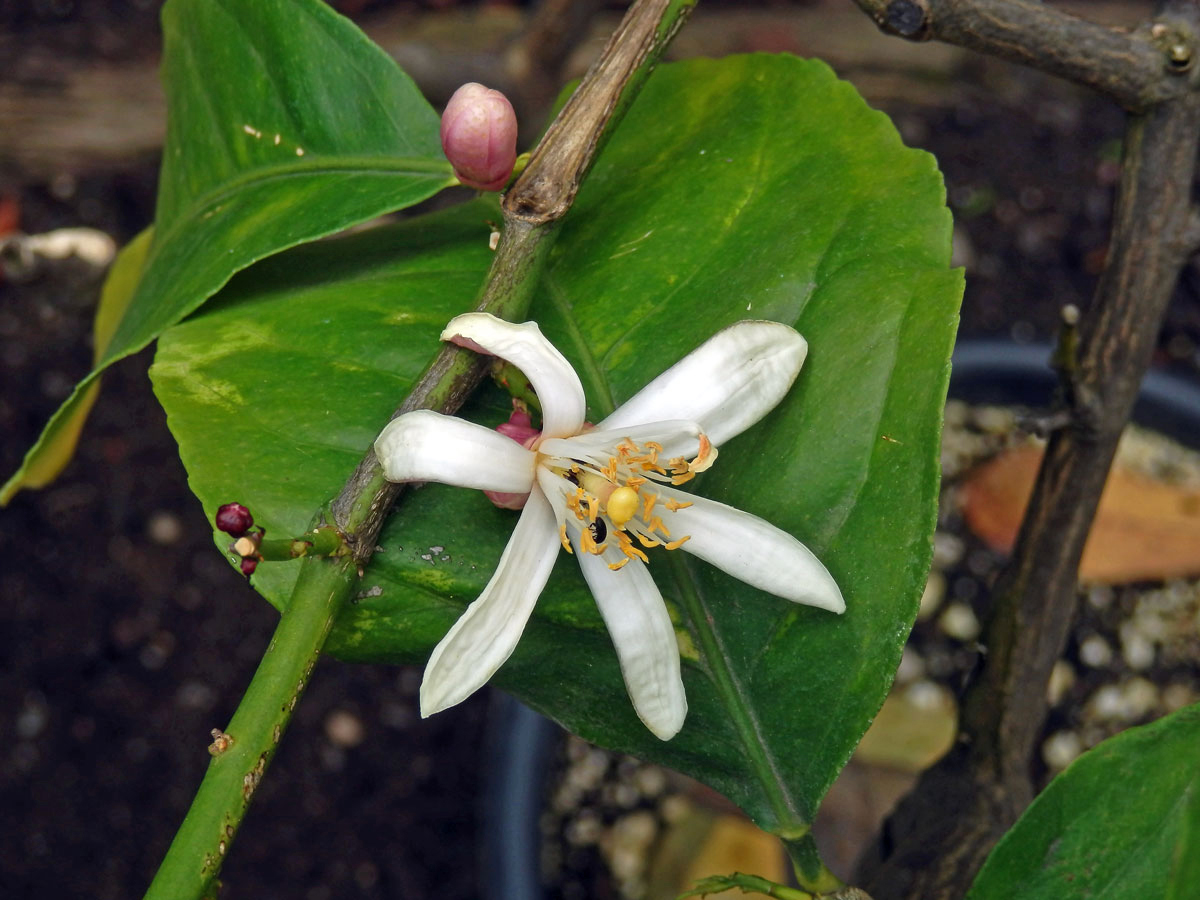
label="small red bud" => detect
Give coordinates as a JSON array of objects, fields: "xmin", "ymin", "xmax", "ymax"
[
  {"xmin": 240, "ymin": 557, "xmax": 259, "ymax": 577},
  {"xmin": 215, "ymin": 502, "xmax": 254, "ymax": 537},
  {"xmin": 440, "ymin": 83, "xmax": 518, "ymax": 191}
]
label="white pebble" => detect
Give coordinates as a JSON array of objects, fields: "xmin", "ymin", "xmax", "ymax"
[
  {"xmin": 1119, "ymin": 622, "xmax": 1156, "ymax": 670},
  {"xmin": 906, "ymin": 679, "xmax": 949, "ymax": 711},
  {"xmin": 1046, "ymin": 660, "xmax": 1075, "ymax": 706},
  {"xmin": 1087, "ymin": 585, "xmax": 1114, "ymax": 609},
  {"xmin": 1163, "ymin": 683, "xmax": 1196, "ymax": 711},
  {"xmin": 1042, "ymin": 731, "xmax": 1083, "ymax": 770},
  {"xmin": 939, "ymin": 602, "xmax": 981, "ymax": 641},
  {"xmin": 324, "ymin": 710, "xmax": 365, "ymax": 748},
  {"xmin": 918, "ymin": 572, "xmax": 946, "ymax": 621},
  {"xmin": 932, "ymin": 532, "xmax": 965, "ymax": 569},
  {"xmin": 1079, "ymin": 634, "xmax": 1112, "ymax": 668},
  {"xmin": 1089, "ymin": 684, "xmax": 1124, "ymax": 720},
  {"xmin": 1120, "ymin": 677, "xmax": 1159, "ymax": 719}
]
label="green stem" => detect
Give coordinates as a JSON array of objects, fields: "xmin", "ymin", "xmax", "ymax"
[
  {"xmin": 249, "ymin": 525, "xmax": 347, "ymax": 561},
  {"xmin": 144, "ymin": 2, "xmax": 699, "ymax": 898},
  {"xmin": 783, "ymin": 833, "xmax": 844, "ymax": 894},
  {"xmin": 145, "ymin": 550, "xmax": 354, "ymax": 900},
  {"xmin": 679, "ymin": 871, "xmax": 815, "ymax": 900}
]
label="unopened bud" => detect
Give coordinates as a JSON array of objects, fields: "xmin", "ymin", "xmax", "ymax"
[
  {"xmin": 215, "ymin": 502, "xmax": 254, "ymax": 537},
  {"xmin": 240, "ymin": 557, "xmax": 259, "ymax": 577},
  {"xmin": 441, "ymin": 83, "xmax": 518, "ymax": 191}
]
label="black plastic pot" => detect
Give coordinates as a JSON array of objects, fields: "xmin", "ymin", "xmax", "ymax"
[{"xmin": 480, "ymin": 340, "xmax": 1200, "ymax": 899}]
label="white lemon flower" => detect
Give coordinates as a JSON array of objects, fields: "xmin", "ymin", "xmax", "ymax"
[{"xmin": 375, "ymin": 313, "xmax": 844, "ymax": 740}]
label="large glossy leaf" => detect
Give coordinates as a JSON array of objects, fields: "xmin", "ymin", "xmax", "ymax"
[
  {"xmin": 1, "ymin": 0, "xmax": 453, "ymax": 504},
  {"xmin": 968, "ymin": 703, "xmax": 1200, "ymax": 899},
  {"xmin": 151, "ymin": 55, "xmax": 962, "ymax": 833}
]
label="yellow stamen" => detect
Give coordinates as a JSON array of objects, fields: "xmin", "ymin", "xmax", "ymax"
[
  {"xmin": 642, "ymin": 491, "xmax": 658, "ymax": 519},
  {"xmin": 689, "ymin": 435, "xmax": 718, "ymax": 473},
  {"xmin": 664, "ymin": 498, "xmax": 692, "ymax": 511},
  {"xmin": 664, "ymin": 535, "xmax": 691, "ymax": 551},
  {"xmin": 559, "ymin": 523, "xmax": 573, "ymax": 554},
  {"xmin": 618, "ymin": 531, "xmax": 650, "ymax": 563},
  {"xmin": 607, "ymin": 558, "xmax": 631, "ymax": 571},
  {"xmin": 646, "ymin": 516, "xmax": 670, "ymax": 538},
  {"xmin": 634, "ymin": 531, "xmax": 662, "ymax": 548},
  {"xmin": 670, "ymin": 471, "xmax": 696, "ymax": 485},
  {"xmin": 583, "ymin": 493, "xmax": 599, "ymax": 522}
]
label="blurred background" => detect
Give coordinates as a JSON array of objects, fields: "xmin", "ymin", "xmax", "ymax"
[{"xmin": 3, "ymin": 1, "xmax": 1199, "ymax": 898}]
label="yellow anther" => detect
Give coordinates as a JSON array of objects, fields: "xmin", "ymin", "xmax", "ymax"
[
  {"xmin": 664, "ymin": 535, "xmax": 691, "ymax": 551},
  {"xmin": 689, "ymin": 435, "xmax": 718, "ymax": 473},
  {"xmin": 617, "ymin": 532, "xmax": 650, "ymax": 563},
  {"xmin": 607, "ymin": 558, "xmax": 631, "ymax": 571},
  {"xmin": 559, "ymin": 523, "xmax": 573, "ymax": 554},
  {"xmin": 664, "ymin": 498, "xmax": 692, "ymax": 511},
  {"xmin": 670, "ymin": 471, "xmax": 696, "ymax": 485},
  {"xmin": 580, "ymin": 526, "xmax": 606, "ymax": 555},
  {"xmin": 606, "ymin": 486, "xmax": 639, "ymax": 527},
  {"xmin": 646, "ymin": 516, "xmax": 669, "ymax": 538},
  {"xmin": 642, "ymin": 492, "xmax": 658, "ymax": 519},
  {"xmin": 634, "ymin": 531, "xmax": 662, "ymax": 548}
]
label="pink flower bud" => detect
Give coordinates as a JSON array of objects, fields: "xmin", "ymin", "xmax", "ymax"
[
  {"xmin": 215, "ymin": 502, "xmax": 254, "ymax": 537},
  {"xmin": 441, "ymin": 83, "xmax": 518, "ymax": 191}
]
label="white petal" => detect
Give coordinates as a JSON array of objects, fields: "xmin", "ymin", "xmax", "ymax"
[
  {"xmin": 654, "ymin": 485, "xmax": 844, "ymax": 613},
  {"xmin": 539, "ymin": 420, "xmax": 705, "ymax": 467},
  {"xmin": 600, "ymin": 321, "xmax": 808, "ymax": 446},
  {"xmin": 442, "ymin": 312, "xmax": 586, "ymax": 439},
  {"xmin": 420, "ymin": 489, "xmax": 560, "ymax": 716},
  {"xmin": 375, "ymin": 409, "xmax": 535, "ymax": 493},
  {"xmin": 574, "ymin": 542, "xmax": 688, "ymax": 741}
]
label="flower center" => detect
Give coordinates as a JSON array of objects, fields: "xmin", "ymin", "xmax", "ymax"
[{"xmin": 544, "ymin": 434, "xmax": 717, "ymax": 571}]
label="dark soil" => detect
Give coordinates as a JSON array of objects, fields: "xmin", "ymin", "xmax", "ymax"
[{"xmin": 4, "ymin": 3, "xmax": 1200, "ymax": 899}]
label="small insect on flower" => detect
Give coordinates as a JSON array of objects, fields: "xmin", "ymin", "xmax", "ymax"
[{"xmin": 375, "ymin": 314, "xmax": 844, "ymax": 740}]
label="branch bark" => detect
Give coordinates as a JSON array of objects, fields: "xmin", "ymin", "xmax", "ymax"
[
  {"xmin": 851, "ymin": 0, "xmax": 1198, "ymax": 111},
  {"xmin": 854, "ymin": 2, "xmax": 1200, "ymax": 898}
]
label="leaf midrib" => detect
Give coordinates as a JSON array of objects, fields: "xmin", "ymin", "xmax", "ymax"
[{"xmin": 153, "ymin": 155, "xmax": 453, "ymax": 254}]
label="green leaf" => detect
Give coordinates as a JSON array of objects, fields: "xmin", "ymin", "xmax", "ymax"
[
  {"xmin": 968, "ymin": 704, "xmax": 1200, "ymax": 900},
  {"xmin": 1, "ymin": 0, "xmax": 453, "ymax": 504},
  {"xmin": 151, "ymin": 55, "xmax": 962, "ymax": 834}
]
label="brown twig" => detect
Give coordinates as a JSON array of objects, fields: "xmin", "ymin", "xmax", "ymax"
[
  {"xmin": 852, "ymin": 0, "xmax": 1198, "ymax": 111},
  {"xmin": 852, "ymin": 1, "xmax": 1200, "ymax": 898}
]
